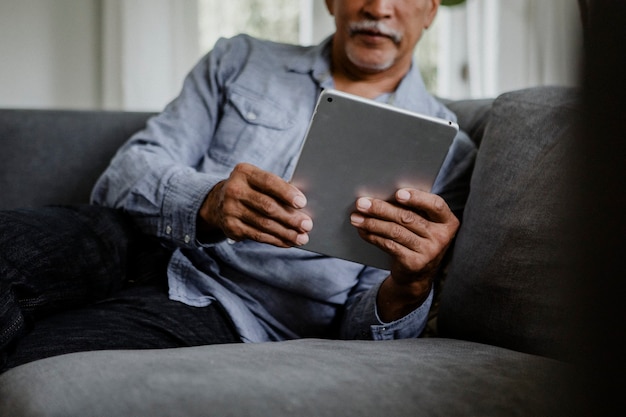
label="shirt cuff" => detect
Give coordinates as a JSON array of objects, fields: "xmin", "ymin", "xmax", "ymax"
[
  {"xmin": 345, "ymin": 281, "xmax": 434, "ymax": 340},
  {"xmin": 159, "ymin": 169, "xmax": 224, "ymax": 248},
  {"xmin": 370, "ymin": 287, "xmax": 433, "ymax": 340}
]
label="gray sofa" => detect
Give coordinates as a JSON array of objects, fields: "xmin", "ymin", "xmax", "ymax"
[{"xmin": 0, "ymin": 87, "xmax": 586, "ymax": 416}]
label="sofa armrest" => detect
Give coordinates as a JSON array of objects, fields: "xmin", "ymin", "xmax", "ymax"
[{"xmin": 438, "ymin": 86, "xmax": 584, "ymax": 362}]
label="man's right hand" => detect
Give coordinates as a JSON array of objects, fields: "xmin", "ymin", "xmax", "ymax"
[{"xmin": 197, "ymin": 163, "xmax": 313, "ymax": 248}]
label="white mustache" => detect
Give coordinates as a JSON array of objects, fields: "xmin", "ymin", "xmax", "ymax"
[{"xmin": 348, "ymin": 20, "xmax": 403, "ymax": 44}]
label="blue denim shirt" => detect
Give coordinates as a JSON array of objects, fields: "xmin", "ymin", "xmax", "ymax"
[{"xmin": 91, "ymin": 35, "xmax": 476, "ymax": 343}]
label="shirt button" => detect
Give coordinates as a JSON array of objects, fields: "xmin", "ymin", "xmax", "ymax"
[
  {"xmin": 227, "ymin": 238, "xmax": 236, "ymax": 245},
  {"xmin": 184, "ymin": 235, "xmax": 191, "ymax": 244},
  {"xmin": 246, "ymin": 111, "xmax": 257, "ymax": 121},
  {"xmin": 165, "ymin": 225, "xmax": 172, "ymax": 235}
]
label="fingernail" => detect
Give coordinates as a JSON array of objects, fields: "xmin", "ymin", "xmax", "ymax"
[
  {"xmin": 296, "ymin": 233, "xmax": 309, "ymax": 245},
  {"xmin": 356, "ymin": 198, "xmax": 372, "ymax": 210},
  {"xmin": 293, "ymin": 195, "xmax": 307, "ymax": 208},
  {"xmin": 396, "ymin": 189, "xmax": 411, "ymax": 201},
  {"xmin": 301, "ymin": 218, "xmax": 313, "ymax": 232},
  {"xmin": 350, "ymin": 213, "xmax": 364, "ymax": 225}
]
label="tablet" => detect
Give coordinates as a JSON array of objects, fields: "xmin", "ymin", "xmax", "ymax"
[{"xmin": 290, "ymin": 89, "xmax": 458, "ymax": 270}]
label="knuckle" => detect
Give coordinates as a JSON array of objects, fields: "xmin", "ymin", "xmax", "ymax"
[
  {"xmin": 400, "ymin": 210, "xmax": 415, "ymax": 225},
  {"xmin": 257, "ymin": 216, "xmax": 274, "ymax": 230},
  {"xmin": 431, "ymin": 194, "xmax": 447, "ymax": 211},
  {"xmin": 429, "ymin": 230, "xmax": 447, "ymax": 249},
  {"xmin": 222, "ymin": 216, "xmax": 235, "ymax": 229},
  {"xmin": 382, "ymin": 238, "xmax": 398, "ymax": 252},
  {"xmin": 408, "ymin": 257, "xmax": 427, "ymax": 272},
  {"xmin": 436, "ymin": 233, "xmax": 450, "ymax": 247},
  {"xmin": 408, "ymin": 234, "xmax": 422, "ymax": 251},
  {"xmin": 230, "ymin": 164, "xmax": 245, "ymax": 180},
  {"xmin": 225, "ymin": 221, "xmax": 244, "ymax": 239},
  {"xmin": 389, "ymin": 224, "xmax": 405, "ymax": 240},
  {"xmin": 224, "ymin": 180, "xmax": 244, "ymax": 200},
  {"xmin": 439, "ymin": 222, "xmax": 458, "ymax": 244},
  {"xmin": 233, "ymin": 162, "xmax": 252, "ymax": 174},
  {"xmin": 451, "ymin": 216, "xmax": 461, "ymax": 231},
  {"xmin": 406, "ymin": 247, "xmax": 429, "ymax": 268},
  {"xmin": 417, "ymin": 215, "xmax": 430, "ymax": 229},
  {"xmin": 220, "ymin": 193, "xmax": 238, "ymax": 212},
  {"xmin": 250, "ymin": 230, "xmax": 265, "ymax": 242},
  {"xmin": 257, "ymin": 196, "xmax": 276, "ymax": 216}
]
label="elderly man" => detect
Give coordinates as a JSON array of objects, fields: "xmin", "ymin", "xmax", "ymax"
[{"xmin": 1, "ymin": 0, "xmax": 475, "ymax": 372}]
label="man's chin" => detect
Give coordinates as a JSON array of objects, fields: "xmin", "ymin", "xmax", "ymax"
[
  {"xmin": 346, "ymin": 47, "xmax": 394, "ymax": 72},
  {"xmin": 346, "ymin": 52, "xmax": 394, "ymax": 73}
]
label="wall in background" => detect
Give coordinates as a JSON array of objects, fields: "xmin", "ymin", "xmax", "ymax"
[
  {"xmin": 0, "ymin": 0, "xmax": 334, "ymax": 111},
  {"xmin": 0, "ymin": 0, "xmax": 101, "ymax": 109}
]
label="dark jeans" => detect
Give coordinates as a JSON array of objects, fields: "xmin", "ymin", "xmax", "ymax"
[{"xmin": 0, "ymin": 205, "xmax": 240, "ymax": 373}]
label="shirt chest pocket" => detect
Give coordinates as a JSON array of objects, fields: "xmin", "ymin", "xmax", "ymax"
[{"xmin": 209, "ymin": 87, "xmax": 299, "ymax": 173}]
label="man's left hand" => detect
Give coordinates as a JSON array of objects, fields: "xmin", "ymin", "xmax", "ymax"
[{"xmin": 350, "ymin": 188, "xmax": 459, "ymax": 321}]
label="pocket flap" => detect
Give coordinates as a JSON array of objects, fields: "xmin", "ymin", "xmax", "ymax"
[{"xmin": 228, "ymin": 87, "xmax": 295, "ymax": 130}]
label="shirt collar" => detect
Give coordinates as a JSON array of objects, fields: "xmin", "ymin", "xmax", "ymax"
[
  {"xmin": 286, "ymin": 35, "xmax": 334, "ymax": 89},
  {"xmin": 391, "ymin": 62, "xmax": 431, "ymax": 109}
]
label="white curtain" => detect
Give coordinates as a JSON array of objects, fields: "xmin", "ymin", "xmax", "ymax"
[
  {"xmin": 438, "ymin": 0, "xmax": 583, "ymax": 99},
  {"xmin": 523, "ymin": 0, "xmax": 582, "ymax": 88},
  {"xmin": 465, "ymin": 0, "xmax": 500, "ymax": 98},
  {"xmin": 101, "ymin": 0, "xmax": 200, "ymax": 111}
]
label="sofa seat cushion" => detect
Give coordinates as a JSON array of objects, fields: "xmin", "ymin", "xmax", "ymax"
[
  {"xmin": 0, "ymin": 338, "xmax": 579, "ymax": 417},
  {"xmin": 437, "ymin": 86, "xmax": 583, "ymax": 361}
]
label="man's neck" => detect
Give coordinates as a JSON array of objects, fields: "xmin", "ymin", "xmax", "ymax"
[{"xmin": 330, "ymin": 47, "xmax": 411, "ymax": 100}]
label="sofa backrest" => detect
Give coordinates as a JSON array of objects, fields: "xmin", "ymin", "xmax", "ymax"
[
  {"xmin": 0, "ymin": 109, "xmax": 153, "ymax": 210},
  {"xmin": 0, "ymin": 102, "xmax": 491, "ymax": 211},
  {"xmin": 1, "ymin": 91, "xmax": 583, "ymax": 362},
  {"xmin": 444, "ymin": 97, "xmax": 493, "ymax": 148}
]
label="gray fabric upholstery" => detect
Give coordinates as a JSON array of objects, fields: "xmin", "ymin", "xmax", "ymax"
[
  {"xmin": 0, "ymin": 109, "xmax": 152, "ymax": 210},
  {"xmin": 0, "ymin": 338, "xmax": 579, "ymax": 417},
  {"xmin": 438, "ymin": 87, "xmax": 582, "ymax": 362},
  {"xmin": 0, "ymin": 87, "xmax": 586, "ymax": 416},
  {"xmin": 445, "ymin": 97, "xmax": 493, "ymax": 147}
]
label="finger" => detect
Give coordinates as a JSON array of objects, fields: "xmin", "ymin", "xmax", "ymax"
[
  {"xmin": 238, "ymin": 163, "xmax": 307, "ymax": 209},
  {"xmin": 351, "ymin": 212, "xmax": 425, "ymax": 253},
  {"xmin": 394, "ymin": 189, "xmax": 453, "ymax": 224},
  {"xmin": 352, "ymin": 213, "xmax": 453, "ymax": 275},
  {"xmin": 219, "ymin": 188, "xmax": 310, "ymax": 246},
  {"xmin": 351, "ymin": 193, "xmax": 458, "ymax": 256},
  {"xmin": 226, "ymin": 216, "xmax": 310, "ymax": 248},
  {"xmin": 227, "ymin": 164, "xmax": 312, "ymax": 233},
  {"xmin": 219, "ymin": 192, "xmax": 310, "ymax": 246},
  {"xmin": 354, "ymin": 225, "xmax": 433, "ymax": 272},
  {"xmin": 242, "ymin": 186, "xmax": 313, "ymax": 233},
  {"xmin": 353, "ymin": 196, "xmax": 432, "ymax": 239},
  {"xmin": 355, "ymin": 190, "xmax": 455, "ymax": 231}
]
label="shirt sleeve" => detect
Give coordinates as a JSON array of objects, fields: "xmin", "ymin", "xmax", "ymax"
[
  {"xmin": 431, "ymin": 129, "xmax": 477, "ymax": 221},
  {"xmin": 91, "ymin": 42, "xmax": 233, "ymax": 248},
  {"xmin": 339, "ymin": 267, "xmax": 433, "ymax": 340}
]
